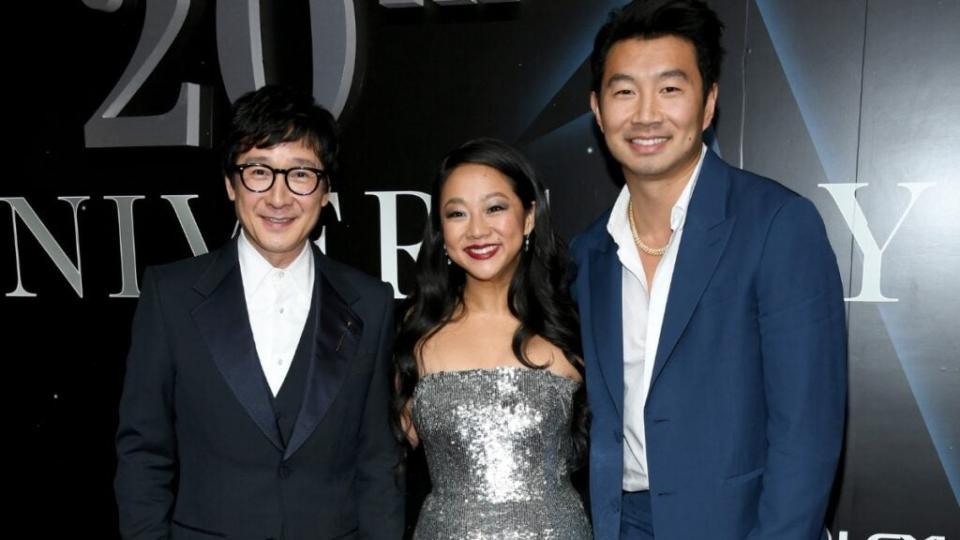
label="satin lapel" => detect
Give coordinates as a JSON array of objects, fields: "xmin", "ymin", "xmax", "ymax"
[
  {"xmin": 589, "ymin": 238, "xmax": 625, "ymax": 420},
  {"xmin": 650, "ymin": 151, "xmax": 735, "ymax": 390},
  {"xmin": 284, "ymin": 250, "xmax": 362, "ymax": 459},
  {"xmin": 191, "ymin": 243, "xmax": 284, "ymax": 452}
]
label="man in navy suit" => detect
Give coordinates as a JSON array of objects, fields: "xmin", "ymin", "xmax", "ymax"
[
  {"xmin": 115, "ymin": 86, "xmax": 404, "ymax": 539},
  {"xmin": 572, "ymin": 1, "xmax": 847, "ymax": 538}
]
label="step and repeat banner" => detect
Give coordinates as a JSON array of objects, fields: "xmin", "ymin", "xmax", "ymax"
[{"xmin": 8, "ymin": 0, "xmax": 958, "ymax": 537}]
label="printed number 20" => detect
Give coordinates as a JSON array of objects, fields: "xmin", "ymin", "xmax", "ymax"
[{"xmin": 83, "ymin": 0, "xmax": 356, "ymax": 148}]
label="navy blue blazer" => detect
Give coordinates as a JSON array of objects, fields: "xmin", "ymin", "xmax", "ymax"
[
  {"xmin": 572, "ymin": 150, "xmax": 847, "ymax": 540},
  {"xmin": 115, "ymin": 240, "xmax": 404, "ymax": 540}
]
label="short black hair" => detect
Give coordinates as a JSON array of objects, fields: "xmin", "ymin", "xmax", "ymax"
[
  {"xmin": 221, "ymin": 85, "xmax": 339, "ymax": 183},
  {"xmin": 591, "ymin": 0, "xmax": 725, "ymax": 100}
]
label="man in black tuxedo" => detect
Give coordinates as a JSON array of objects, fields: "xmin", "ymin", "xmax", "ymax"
[{"xmin": 115, "ymin": 85, "xmax": 404, "ymax": 540}]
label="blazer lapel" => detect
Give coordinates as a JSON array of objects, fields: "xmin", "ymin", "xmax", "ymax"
[
  {"xmin": 191, "ymin": 242, "xmax": 285, "ymax": 452},
  {"xmin": 284, "ymin": 247, "xmax": 362, "ymax": 459},
  {"xmin": 588, "ymin": 237, "xmax": 626, "ymax": 420},
  {"xmin": 650, "ymin": 151, "xmax": 735, "ymax": 389}
]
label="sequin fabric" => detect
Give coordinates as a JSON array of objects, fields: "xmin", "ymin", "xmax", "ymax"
[{"xmin": 412, "ymin": 367, "xmax": 592, "ymax": 539}]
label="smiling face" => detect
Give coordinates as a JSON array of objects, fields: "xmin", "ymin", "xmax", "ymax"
[
  {"xmin": 591, "ymin": 35, "xmax": 717, "ymax": 186},
  {"xmin": 439, "ymin": 163, "xmax": 534, "ymax": 287},
  {"xmin": 225, "ymin": 139, "xmax": 330, "ymax": 268}
]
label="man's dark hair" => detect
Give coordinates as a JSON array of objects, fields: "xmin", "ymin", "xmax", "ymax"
[
  {"xmin": 591, "ymin": 0, "xmax": 725, "ymax": 100},
  {"xmin": 222, "ymin": 85, "xmax": 339, "ymax": 183}
]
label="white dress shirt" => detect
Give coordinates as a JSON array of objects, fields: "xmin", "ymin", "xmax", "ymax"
[
  {"xmin": 237, "ymin": 232, "xmax": 315, "ymax": 396},
  {"xmin": 607, "ymin": 144, "xmax": 707, "ymax": 491}
]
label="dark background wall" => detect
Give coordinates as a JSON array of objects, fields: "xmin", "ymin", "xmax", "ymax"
[{"xmin": 8, "ymin": 0, "xmax": 958, "ymax": 537}]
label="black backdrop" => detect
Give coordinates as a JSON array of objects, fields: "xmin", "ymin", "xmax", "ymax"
[{"xmin": 9, "ymin": 1, "xmax": 959, "ymax": 537}]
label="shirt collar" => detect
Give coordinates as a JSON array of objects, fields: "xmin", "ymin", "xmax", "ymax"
[
  {"xmin": 607, "ymin": 143, "xmax": 707, "ymax": 241},
  {"xmin": 237, "ymin": 231, "xmax": 314, "ymax": 297},
  {"xmin": 670, "ymin": 143, "xmax": 707, "ymax": 232}
]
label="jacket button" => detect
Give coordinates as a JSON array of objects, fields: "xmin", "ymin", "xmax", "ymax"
[
  {"xmin": 613, "ymin": 429, "xmax": 622, "ymax": 442},
  {"xmin": 279, "ymin": 465, "xmax": 292, "ymax": 479}
]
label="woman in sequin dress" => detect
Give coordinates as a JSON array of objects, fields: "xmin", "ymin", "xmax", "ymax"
[{"xmin": 393, "ymin": 138, "xmax": 592, "ymax": 539}]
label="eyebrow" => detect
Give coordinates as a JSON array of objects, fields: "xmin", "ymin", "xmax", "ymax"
[
  {"xmin": 605, "ymin": 73, "xmax": 636, "ymax": 87},
  {"xmin": 605, "ymin": 69, "xmax": 691, "ymax": 86},
  {"xmin": 240, "ymin": 156, "xmax": 321, "ymax": 168},
  {"xmin": 658, "ymin": 69, "xmax": 691, "ymax": 82},
  {"xmin": 442, "ymin": 192, "xmax": 511, "ymax": 207}
]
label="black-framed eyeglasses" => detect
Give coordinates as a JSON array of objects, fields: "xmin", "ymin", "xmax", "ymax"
[{"xmin": 231, "ymin": 163, "xmax": 327, "ymax": 196}]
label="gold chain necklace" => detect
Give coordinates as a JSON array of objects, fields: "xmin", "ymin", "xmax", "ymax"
[{"xmin": 627, "ymin": 199, "xmax": 670, "ymax": 257}]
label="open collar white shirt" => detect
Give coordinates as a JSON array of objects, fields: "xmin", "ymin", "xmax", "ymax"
[
  {"xmin": 237, "ymin": 232, "xmax": 315, "ymax": 396},
  {"xmin": 606, "ymin": 144, "xmax": 706, "ymax": 491}
]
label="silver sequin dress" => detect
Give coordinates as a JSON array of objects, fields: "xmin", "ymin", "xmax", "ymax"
[{"xmin": 411, "ymin": 367, "xmax": 592, "ymax": 539}]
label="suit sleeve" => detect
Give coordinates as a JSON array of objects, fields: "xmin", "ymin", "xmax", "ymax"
[
  {"xmin": 356, "ymin": 282, "xmax": 405, "ymax": 539},
  {"xmin": 115, "ymin": 267, "xmax": 177, "ymax": 540},
  {"xmin": 749, "ymin": 197, "xmax": 847, "ymax": 540}
]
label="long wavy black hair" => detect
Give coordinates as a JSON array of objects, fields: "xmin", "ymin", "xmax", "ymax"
[{"xmin": 393, "ymin": 138, "xmax": 588, "ymax": 461}]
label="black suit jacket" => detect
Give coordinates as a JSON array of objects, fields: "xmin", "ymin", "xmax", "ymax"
[{"xmin": 115, "ymin": 241, "xmax": 404, "ymax": 540}]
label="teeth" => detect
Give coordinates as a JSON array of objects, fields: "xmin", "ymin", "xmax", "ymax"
[
  {"xmin": 468, "ymin": 245, "xmax": 497, "ymax": 254},
  {"xmin": 265, "ymin": 217, "xmax": 292, "ymax": 223},
  {"xmin": 631, "ymin": 137, "xmax": 667, "ymax": 146}
]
